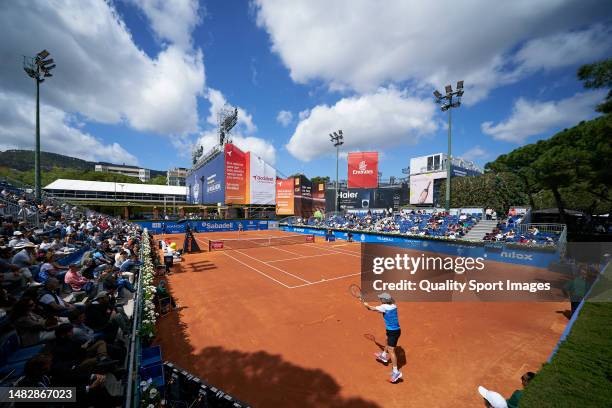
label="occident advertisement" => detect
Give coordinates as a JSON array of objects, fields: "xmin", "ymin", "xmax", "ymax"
[
  {"xmin": 202, "ymin": 153, "xmax": 225, "ymax": 204},
  {"xmin": 410, "ymin": 172, "xmax": 445, "ymax": 204},
  {"xmin": 276, "ymin": 178, "xmax": 295, "ymax": 215},
  {"xmin": 348, "ymin": 152, "xmax": 379, "ymax": 189},
  {"xmin": 312, "ymin": 183, "xmax": 325, "ymax": 214},
  {"xmin": 247, "ymin": 153, "xmax": 276, "ymax": 205},
  {"xmin": 224, "ymin": 143, "xmax": 247, "ymax": 204}
]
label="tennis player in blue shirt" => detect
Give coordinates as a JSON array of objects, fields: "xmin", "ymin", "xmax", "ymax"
[{"xmin": 363, "ymin": 292, "xmax": 402, "ymax": 383}]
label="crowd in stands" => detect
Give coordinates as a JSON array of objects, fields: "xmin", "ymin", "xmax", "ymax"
[
  {"xmin": 1, "ymin": 182, "xmax": 143, "ymax": 406},
  {"xmin": 484, "ymin": 209, "xmax": 561, "ymax": 245},
  {"xmin": 297, "ymin": 209, "xmax": 481, "ymax": 240}
]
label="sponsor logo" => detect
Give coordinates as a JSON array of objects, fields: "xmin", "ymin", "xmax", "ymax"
[
  {"xmin": 360, "ymin": 234, "xmax": 366, "ymax": 241},
  {"xmin": 207, "ymin": 183, "xmax": 221, "ymax": 193},
  {"xmin": 376, "ymin": 236, "xmax": 394, "ymax": 242},
  {"xmin": 253, "ymin": 175, "xmax": 274, "ymax": 183},
  {"xmin": 352, "ymin": 160, "xmax": 374, "ymax": 175},
  {"xmin": 305, "ymin": 235, "xmax": 314, "ymax": 242},
  {"xmin": 294, "ymin": 228, "xmax": 305, "ymax": 232},
  {"xmin": 339, "ymin": 191, "xmax": 358, "ymax": 199},
  {"xmin": 208, "ymin": 223, "xmax": 233, "ymax": 230},
  {"xmin": 501, "ymin": 251, "xmax": 533, "ymax": 261},
  {"xmin": 211, "ymin": 241, "xmax": 224, "ymax": 249}
]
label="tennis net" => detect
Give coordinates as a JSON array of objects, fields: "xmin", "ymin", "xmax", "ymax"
[{"xmin": 208, "ymin": 234, "xmax": 315, "ymax": 251}]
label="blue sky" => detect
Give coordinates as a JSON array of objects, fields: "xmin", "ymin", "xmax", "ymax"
[{"xmin": 1, "ymin": 1, "xmax": 610, "ymax": 181}]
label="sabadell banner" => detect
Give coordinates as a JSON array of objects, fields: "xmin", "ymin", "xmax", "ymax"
[{"xmin": 348, "ymin": 152, "xmax": 379, "ymax": 189}]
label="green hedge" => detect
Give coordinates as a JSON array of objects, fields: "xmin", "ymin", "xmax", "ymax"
[{"xmin": 520, "ymin": 271, "xmax": 612, "ymax": 407}]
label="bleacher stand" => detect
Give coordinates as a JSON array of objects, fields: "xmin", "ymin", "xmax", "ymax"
[
  {"xmin": 299, "ymin": 209, "xmax": 481, "ymax": 240},
  {"xmin": 1, "ymin": 181, "xmax": 143, "ymax": 405}
]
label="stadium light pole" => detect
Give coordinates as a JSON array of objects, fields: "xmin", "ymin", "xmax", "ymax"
[
  {"xmin": 433, "ymin": 81, "xmax": 464, "ymax": 211},
  {"xmin": 329, "ymin": 130, "xmax": 344, "ymax": 212},
  {"xmin": 23, "ymin": 50, "xmax": 56, "ymax": 201}
]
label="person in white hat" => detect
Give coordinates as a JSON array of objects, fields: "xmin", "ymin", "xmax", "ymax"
[
  {"xmin": 8, "ymin": 231, "xmax": 30, "ymax": 248},
  {"xmin": 363, "ymin": 292, "xmax": 403, "ymax": 383},
  {"xmin": 478, "ymin": 386, "xmax": 508, "ymax": 408}
]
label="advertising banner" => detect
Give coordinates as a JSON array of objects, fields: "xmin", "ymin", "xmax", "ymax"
[
  {"xmin": 185, "ymin": 172, "xmax": 198, "ymax": 204},
  {"xmin": 374, "ymin": 187, "xmax": 402, "ymax": 211},
  {"xmin": 136, "ymin": 220, "xmax": 270, "ymax": 234},
  {"xmin": 247, "ymin": 153, "xmax": 276, "ymax": 205},
  {"xmin": 348, "ymin": 152, "xmax": 379, "ymax": 189},
  {"xmin": 294, "ymin": 175, "xmax": 313, "ymax": 217},
  {"xmin": 275, "ymin": 178, "xmax": 295, "ymax": 215},
  {"xmin": 326, "ymin": 188, "xmax": 374, "ymax": 211},
  {"xmin": 202, "ymin": 153, "xmax": 225, "ymax": 204},
  {"xmin": 224, "ymin": 143, "xmax": 247, "ymax": 204},
  {"xmin": 312, "ymin": 183, "xmax": 325, "ymax": 214},
  {"xmin": 409, "ymin": 173, "xmax": 441, "ymax": 204}
]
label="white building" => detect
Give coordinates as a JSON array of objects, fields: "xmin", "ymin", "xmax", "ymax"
[
  {"xmin": 94, "ymin": 163, "xmax": 151, "ymax": 182},
  {"xmin": 409, "ymin": 153, "xmax": 483, "ymax": 176},
  {"xmin": 166, "ymin": 167, "xmax": 188, "ymax": 186},
  {"xmin": 44, "ymin": 179, "xmax": 186, "ymax": 203}
]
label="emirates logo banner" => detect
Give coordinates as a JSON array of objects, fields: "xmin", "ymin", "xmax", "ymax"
[{"xmin": 348, "ymin": 152, "xmax": 378, "ymax": 188}]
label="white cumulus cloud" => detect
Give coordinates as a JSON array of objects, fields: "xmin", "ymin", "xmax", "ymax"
[
  {"xmin": 481, "ymin": 91, "xmax": 605, "ymax": 142},
  {"xmin": 276, "ymin": 110, "xmax": 293, "ymax": 127},
  {"xmin": 287, "ymin": 88, "xmax": 437, "ymax": 161},
  {"xmin": 0, "ymin": 0, "xmax": 206, "ymax": 156},
  {"xmin": 0, "ymin": 91, "xmax": 138, "ymax": 164},
  {"xmin": 254, "ymin": 0, "xmax": 612, "ymax": 103}
]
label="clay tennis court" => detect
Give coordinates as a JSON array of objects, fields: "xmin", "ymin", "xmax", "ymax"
[{"xmin": 154, "ymin": 230, "xmax": 568, "ymax": 407}]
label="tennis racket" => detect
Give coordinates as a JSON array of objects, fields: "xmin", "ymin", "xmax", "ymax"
[{"xmin": 348, "ymin": 284, "xmax": 363, "ymax": 301}]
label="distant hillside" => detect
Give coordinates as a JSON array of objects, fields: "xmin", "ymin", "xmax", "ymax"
[
  {"xmin": 0, "ymin": 149, "xmax": 92, "ymax": 172},
  {"xmin": 0, "ymin": 149, "xmax": 165, "ymax": 177}
]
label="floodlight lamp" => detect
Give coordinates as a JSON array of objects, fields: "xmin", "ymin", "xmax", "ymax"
[
  {"xmin": 338, "ymin": 129, "xmax": 343, "ymax": 136},
  {"xmin": 457, "ymin": 80, "xmax": 464, "ymax": 89},
  {"xmin": 456, "ymin": 89, "xmax": 464, "ymax": 97},
  {"xmin": 433, "ymin": 90, "xmax": 442, "ymax": 98},
  {"xmin": 37, "ymin": 49, "xmax": 50, "ymax": 59},
  {"xmin": 37, "ymin": 58, "xmax": 54, "ymax": 66},
  {"xmin": 44, "ymin": 72, "xmax": 53, "ymax": 78},
  {"xmin": 445, "ymin": 85, "xmax": 452, "ymax": 94},
  {"xmin": 46, "ymin": 64, "xmax": 56, "ymax": 70},
  {"xmin": 441, "ymin": 105, "xmax": 449, "ymax": 112}
]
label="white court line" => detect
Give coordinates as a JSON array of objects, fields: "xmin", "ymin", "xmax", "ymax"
[
  {"xmin": 268, "ymin": 245, "xmax": 303, "ymax": 256},
  {"xmin": 222, "ymin": 252, "xmax": 292, "ymax": 288},
  {"xmin": 234, "ymin": 250, "xmax": 312, "ymax": 284},
  {"xmin": 288, "ymin": 272, "xmax": 361, "ymax": 289},
  {"xmin": 314, "ymin": 244, "xmax": 362, "ymax": 258},
  {"xmin": 266, "ymin": 252, "xmax": 341, "ymax": 263}
]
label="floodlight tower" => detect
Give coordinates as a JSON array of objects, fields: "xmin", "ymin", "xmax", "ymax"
[
  {"xmin": 433, "ymin": 80, "xmax": 464, "ymax": 211},
  {"xmin": 329, "ymin": 130, "xmax": 344, "ymax": 212},
  {"xmin": 23, "ymin": 50, "xmax": 56, "ymax": 200}
]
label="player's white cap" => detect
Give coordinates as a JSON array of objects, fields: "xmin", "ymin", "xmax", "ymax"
[
  {"xmin": 478, "ymin": 386, "xmax": 508, "ymax": 408},
  {"xmin": 377, "ymin": 292, "xmax": 393, "ymax": 302}
]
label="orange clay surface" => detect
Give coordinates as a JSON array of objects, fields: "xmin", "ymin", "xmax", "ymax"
[{"xmin": 154, "ymin": 230, "xmax": 568, "ymax": 408}]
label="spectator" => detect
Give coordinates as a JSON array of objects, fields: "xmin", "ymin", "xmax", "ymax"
[
  {"xmin": 477, "ymin": 386, "xmax": 508, "ymax": 408},
  {"xmin": 65, "ymin": 263, "xmax": 96, "ymax": 296},
  {"xmin": 38, "ymin": 277, "xmax": 78, "ymax": 317},
  {"xmin": 507, "ymin": 371, "xmax": 536, "ymax": 408},
  {"xmin": 10, "ymin": 297, "xmax": 57, "ymax": 346}
]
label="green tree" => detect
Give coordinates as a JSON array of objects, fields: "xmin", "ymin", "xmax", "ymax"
[
  {"xmin": 311, "ymin": 176, "xmax": 330, "ymax": 185},
  {"xmin": 147, "ymin": 175, "xmax": 167, "ymax": 185},
  {"xmin": 578, "ymin": 58, "xmax": 612, "ymax": 113}
]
